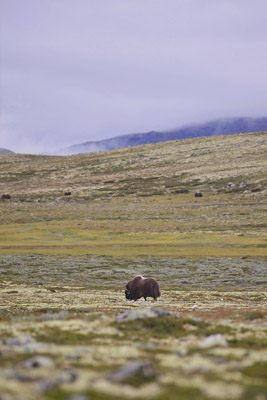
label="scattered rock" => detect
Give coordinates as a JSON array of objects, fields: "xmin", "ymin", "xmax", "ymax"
[
  {"xmin": 66, "ymin": 347, "xmax": 88, "ymax": 360},
  {"xmin": 115, "ymin": 307, "xmax": 172, "ymax": 322},
  {"xmin": 38, "ymin": 369, "xmax": 77, "ymax": 392},
  {"xmin": 9, "ymin": 372, "xmax": 37, "ymax": 382},
  {"xmin": 188, "ymin": 364, "xmax": 211, "ymax": 374},
  {"xmin": 99, "ymin": 313, "xmax": 109, "ymax": 320},
  {"xmin": 227, "ymin": 182, "xmax": 236, "ymax": 188},
  {"xmin": 177, "ymin": 349, "xmax": 188, "ymax": 357},
  {"xmin": 239, "ymin": 183, "xmax": 246, "ymax": 188},
  {"xmin": 2, "ymin": 334, "xmax": 35, "ymax": 347},
  {"xmin": 19, "ymin": 355, "xmax": 54, "ymax": 369},
  {"xmin": 106, "ymin": 361, "xmax": 158, "ymax": 382},
  {"xmin": 191, "ymin": 305, "xmax": 198, "ymax": 310},
  {"xmin": 2, "ymin": 334, "xmax": 50, "ymax": 352},
  {"xmin": 67, "ymin": 396, "xmax": 89, "ymax": 400},
  {"xmin": 214, "ymin": 357, "xmax": 227, "ymax": 364},
  {"xmin": 192, "ymin": 317, "xmax": 203, "ymax": 322},
  {"xmin": 199, "ymin": 334, "xmax": 228, "ymax": 348},
  {"xmin": 42, "ymin": 310, "xmax": 68, "ymax": 321}
]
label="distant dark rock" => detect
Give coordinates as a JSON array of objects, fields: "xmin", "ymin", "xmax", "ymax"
[
  {"xmin": 194, "ymin": 192, "xmax": 203, "ymax": 197},
  {"xmin": 64, "ymin": 191, "xmax": 72, "ymax": 196},
  {"xmin": 55, "ymin": 117, "xmax": 267, "ymax": 155}
]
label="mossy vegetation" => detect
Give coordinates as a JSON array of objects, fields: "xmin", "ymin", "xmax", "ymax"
[
  {"xmin": 35, "ymin": 327, "xmax": 99, "ymax": 345},
  {"xmin": 228, "ymin": 336, "xmax": 267, "ymax": 349},
  {"xmin": 242, "ymin": 362, "xmax": 267, "ymax": 379},
  {"xmin": 116, "ymin": 317, "xmax": 211, "ymax": 339}
]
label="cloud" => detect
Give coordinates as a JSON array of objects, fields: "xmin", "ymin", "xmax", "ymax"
[{"xmin": 0, "ymin": 0, "xmax": 267, "ymax": 153}]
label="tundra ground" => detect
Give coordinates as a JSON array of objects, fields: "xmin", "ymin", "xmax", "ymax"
[{"xmin": 0, "ymin": 132, "xmax": 266, "ymax": 399}]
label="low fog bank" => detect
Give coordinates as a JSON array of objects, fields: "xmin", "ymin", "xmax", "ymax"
[{"xmin": 52, "ymin": 116, "xmax": 267, "ymax": 156}]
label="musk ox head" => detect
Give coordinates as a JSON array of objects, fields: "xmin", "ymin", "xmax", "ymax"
[
  {"xmin": 125, "ymin": 275, "xmax": 160, "ymax": 301},
  {"xmin": 125, "ymin": 288, "xmax": 132, "ymax": 300}
]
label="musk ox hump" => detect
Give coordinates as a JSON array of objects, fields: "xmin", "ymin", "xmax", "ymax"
[{"xmin": 125, "ymin": 275, "xmax": 144, "ymax": 301}]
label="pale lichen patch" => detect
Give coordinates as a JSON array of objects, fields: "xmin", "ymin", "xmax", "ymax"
[{"xmin": 90, "ymin": 379, "xmax": 162, "ymax": 398}]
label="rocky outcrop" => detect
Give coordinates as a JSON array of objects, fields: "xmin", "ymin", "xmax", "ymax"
[{"xmin": 115, "ymin": 307, "xmax": 173, "ymax": 322}]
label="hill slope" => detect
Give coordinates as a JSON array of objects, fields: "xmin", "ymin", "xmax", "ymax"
[
  {"xmin": 0, "ymin": 131, "xmax": 266, "ymax": 253},
  {"xmin": 56, "ymin": 116, "xmax": 267, "ymax": 155},
  {"xmin": 0, "ymin": 132, "xmax": 266, "ymax": 400},
  {"xmin": 0, "ymin": 147, "xmax": 14, "ymax": 154}
]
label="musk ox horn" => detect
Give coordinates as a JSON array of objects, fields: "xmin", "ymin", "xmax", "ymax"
[{"xmin": 125, "ymin": 275, "xmax": 161, "ymax": 301}]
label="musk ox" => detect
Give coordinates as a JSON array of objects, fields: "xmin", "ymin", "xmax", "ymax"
[
  {"xmin": 2, "ymin": 194, "xmax": 11, "ymax": 199},
  {"xmin": 125, "ymin": 275, "xmax": 161, "ymax": 301},
  {"xmin": 194, "ymin": 192, "xmax": 203, "ymax": 198}
]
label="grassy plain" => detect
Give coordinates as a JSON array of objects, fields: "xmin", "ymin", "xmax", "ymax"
[{"xmin": 0, "ymin": 132, "xmax": 266, "ymax": 400}]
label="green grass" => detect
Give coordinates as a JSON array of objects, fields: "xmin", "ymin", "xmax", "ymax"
[
  {"xmin": 34, "ymin": 326, "xmax": 98, "ymax": 345},
  {"xmin": 0, "ymin": 222, "xmax": 266, "ymax": 256},
  {"xmin": 116, "ymin": 317, "xmax": 233, "ymax": 340},
  {"xmin": 242, "ymin": 362, "xmax": 267, "ymax": 379},
  {"xmin": 46, "ymin": 385, "xmax": 213, "ymax": 400},
  {"xmin": 229, "ymin": 336, "xmax": 267, "ymax": 349},
  {"xmin": 245, "ymin": 310, "xmax": 266, "ymax": 320}
]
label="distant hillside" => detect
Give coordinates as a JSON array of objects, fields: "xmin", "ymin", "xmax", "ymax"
[
  {"xmin": 0, "ymin": 147, "xmax": 14, "ymax": 154},
  {"xmin": 56, "ymin": 117, "xmax": 267, "ymax": 155}
]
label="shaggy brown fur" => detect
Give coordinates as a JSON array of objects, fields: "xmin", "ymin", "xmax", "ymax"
[{"xmin": 125, "ymin": 275, "xmax": 161, "ymax": 301}]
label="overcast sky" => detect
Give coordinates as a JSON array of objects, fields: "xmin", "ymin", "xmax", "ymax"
[{"xmin": 1, "ymin": 0, "xmax": 267, "ymax": 154}]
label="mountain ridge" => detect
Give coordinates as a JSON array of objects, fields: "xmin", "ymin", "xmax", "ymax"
[
  {"xmin": 0, "ymin": 147, "xmax": 14, "ymax": 154},
  {"xmin": 55, "ymin": 116, "xmax": 267, "ymax": 155}
]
